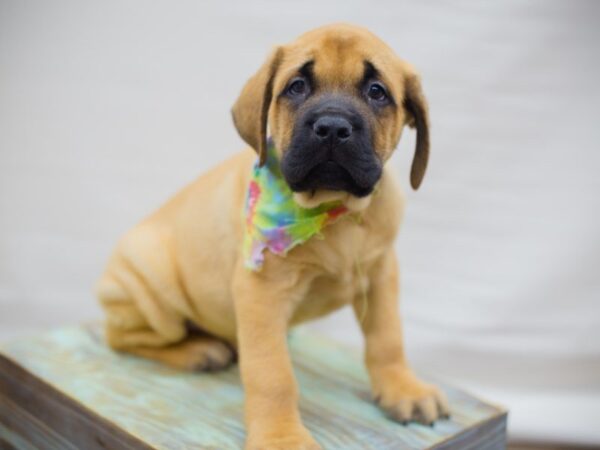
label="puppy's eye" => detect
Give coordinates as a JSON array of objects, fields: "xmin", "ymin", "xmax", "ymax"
[
  {"xmin": 367, "ymin": 82, "xmax": 388, "ymax": 103},
  {"xmin": 287, "ymin": 77, "xmax": 308, "ymax": 96}
]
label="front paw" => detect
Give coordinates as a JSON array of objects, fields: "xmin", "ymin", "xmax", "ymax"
[
  {"xmin": 246, "ymin": 424, "xmax": 322, "ymax": 450},
  {"xmin": 373, "ymin": 367, "xmax": 450, "ymax": 425}
]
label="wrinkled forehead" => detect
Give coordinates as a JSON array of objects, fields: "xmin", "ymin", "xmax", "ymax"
[{"xmin": 275, "ymin": 29, "xmax": 401, "ymax": 94}]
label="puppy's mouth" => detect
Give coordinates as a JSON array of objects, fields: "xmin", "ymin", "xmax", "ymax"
[{"xmin": 284, "ymin": 158, "xmax": 379, "ymax": 198}]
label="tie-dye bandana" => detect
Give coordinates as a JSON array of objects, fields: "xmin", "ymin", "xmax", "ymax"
[{"xmin": 243, "ymin": 142, "xmax": 348, "ymax": 271}]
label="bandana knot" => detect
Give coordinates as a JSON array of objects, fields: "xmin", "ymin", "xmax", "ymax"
[{"xmin": 243, "ymin": 143, "xmax": 349, "ymax": 270}]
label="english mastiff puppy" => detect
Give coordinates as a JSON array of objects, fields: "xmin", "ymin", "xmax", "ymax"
[{"xmin": 97, "ymin": 23, "xmax": 449, "ymax": 450}]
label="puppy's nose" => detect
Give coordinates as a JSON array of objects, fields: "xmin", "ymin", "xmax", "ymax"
[{"xmin": 312, "ymin": 116, "xmax": 352, "ymax": 145}]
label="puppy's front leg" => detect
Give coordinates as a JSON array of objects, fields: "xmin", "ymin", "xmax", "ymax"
[
  {"xmin": 354, "ymin": 250, "xmax": 450, "ymax": 425},
  {"xmin": 233, "ymin": 267, "xmax": 321, "ymax": 450}
]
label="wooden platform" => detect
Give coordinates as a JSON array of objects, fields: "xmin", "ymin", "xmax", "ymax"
[{"xmin": 0, "ymin": 324, "xmax": 507, "ymax": 449}]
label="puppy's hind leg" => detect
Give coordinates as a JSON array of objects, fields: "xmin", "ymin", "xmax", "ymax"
[
  {"xmin": 97, "ymin": 269, "xmax": 235, "ymax": 372},
  {"xmin": 128, "ymin": 332, "xmax": 236, "ymax": 372}
]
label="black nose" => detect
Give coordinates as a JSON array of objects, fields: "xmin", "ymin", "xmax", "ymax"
[{"xmin": 312, "ymin": 115, "xmax": 352, "ymax": 145}]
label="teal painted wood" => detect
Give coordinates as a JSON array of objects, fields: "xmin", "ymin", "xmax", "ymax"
[{"xmin": 0, "ymin": 324, "xmax": 507, "ymax": 449}]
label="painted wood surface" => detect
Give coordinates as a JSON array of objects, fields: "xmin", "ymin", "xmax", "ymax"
[{"xmin": 0, "ymin": 324, "xmax": 507, "ymax": 449}]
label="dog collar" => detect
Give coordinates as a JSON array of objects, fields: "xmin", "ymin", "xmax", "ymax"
[{"xmin": 243, "ymin": 142, "xmax": 349, "ymax": 271}]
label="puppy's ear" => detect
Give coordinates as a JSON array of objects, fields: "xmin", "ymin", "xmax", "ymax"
[
  {"xmin": 403, "ymin": 68, "xmax": 430, "ymax": 190},
  {"xmin": 231, "ymin": 47, "xmax": 284, "ymax": 166}
]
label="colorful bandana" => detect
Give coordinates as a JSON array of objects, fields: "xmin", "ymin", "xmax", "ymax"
[{"xmin": 243, "ymin": 143, "xmax": 349, "ymax": 271}]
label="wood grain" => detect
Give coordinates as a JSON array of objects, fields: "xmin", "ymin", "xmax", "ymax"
[
  {"xmin": 0, "ymin": 324, "xmax": 507, "ymax": 449},
  {"xmin": 0, "ymin": 353, "xmax": 153, "ymax": 450}
]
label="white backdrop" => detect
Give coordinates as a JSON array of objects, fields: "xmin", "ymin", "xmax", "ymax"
[{"xmin": 1, "ymin": 1, "xmax": 599, "ymax": 446}]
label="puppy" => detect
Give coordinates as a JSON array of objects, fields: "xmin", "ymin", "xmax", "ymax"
[{"xmin": 97, "ymin": 23, "xmax": 448, "ymax": 450}]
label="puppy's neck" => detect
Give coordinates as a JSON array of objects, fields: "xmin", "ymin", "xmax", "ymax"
[{"xmin": 292, "ymin": 190, "xmax": 373, "ymax": 212}]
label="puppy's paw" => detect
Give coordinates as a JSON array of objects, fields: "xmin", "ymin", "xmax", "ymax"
[
  {"xmin": 141, "ymin": 336, "xmax": 236, "ymax": 372},
  {"xmin": 246, "ymin": 424, "xmax": 321, "ymax": 450},
  {"xmin": 246, "ymin": 438, "xmax": 321, "ymax": 450},
  {"xmin": 182, "ymin": 337, "xmax": 236, "ymax": 372},
  {"xmin": 373, "ymin": 367, "xmax": 450, "ymax": 425}
]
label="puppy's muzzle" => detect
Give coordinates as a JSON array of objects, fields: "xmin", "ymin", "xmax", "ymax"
[{"xmin": 281, "ymin": 96, "xmax": 382, "ymax": 198}]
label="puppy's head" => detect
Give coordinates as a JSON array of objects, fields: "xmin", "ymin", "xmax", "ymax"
[{"xmin": 232, "ymin": 24, "xmax": 429, "ymax": 208}]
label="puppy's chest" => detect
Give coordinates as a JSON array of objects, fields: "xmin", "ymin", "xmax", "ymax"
[
  {"xmin": 311, "ymin": 214, "xmax": 391, "ymax": 269},
  {"xmin": 290, "ymin": 218, "xmax": 388, "ymax": 324}
]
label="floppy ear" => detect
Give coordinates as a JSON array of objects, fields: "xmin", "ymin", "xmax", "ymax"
[
  {"xmin": 231, "ymin": 47, "xmax": 284, "ymax": 166},
  {"xmin": 403, "ymin": 71, "xmax": 430, "ymax": 190}
]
